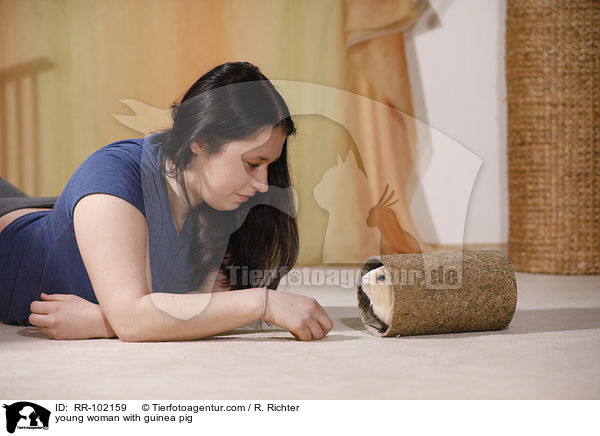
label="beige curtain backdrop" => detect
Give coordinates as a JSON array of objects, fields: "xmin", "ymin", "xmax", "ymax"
[{"xmin": 0, "ymin": 0, "xmax": 427, "ymax": 266}]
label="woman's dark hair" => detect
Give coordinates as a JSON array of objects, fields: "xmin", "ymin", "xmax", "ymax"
[{"xmin": 151, "ymin": 61, "xmax": 298, "ymax": 291}]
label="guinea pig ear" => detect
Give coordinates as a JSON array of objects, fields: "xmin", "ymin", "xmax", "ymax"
[{"xmin": 361, "ymin": 272, "xmax": 371, "ymax": 288}]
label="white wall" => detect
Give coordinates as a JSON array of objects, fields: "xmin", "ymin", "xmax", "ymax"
[{"xmin": 404, "ymin": 0, "xmax": 508, "ymax": 246}]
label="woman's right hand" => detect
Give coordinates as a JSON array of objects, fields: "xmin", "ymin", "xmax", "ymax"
[
  {"xmin": 29, "ymin": 292, "xmax": 116, "ymax": 340},
  {"xmin": 263, "ymin": 290, "xmax": 334, "ymax": 341}
]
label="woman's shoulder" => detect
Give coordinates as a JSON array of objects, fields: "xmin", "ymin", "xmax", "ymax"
[
  {"xmin": 85, "ymin": 134, "xmax": 164, "ymax": 172},
  {"xmin": 87, "ymin": 137, "xmax": 145, "ymax": 164},
  {"xmin": 58, "ymin": 137, "xmax": 152, "ymax": 220}
]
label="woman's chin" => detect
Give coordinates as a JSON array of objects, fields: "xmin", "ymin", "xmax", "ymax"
[
  {"xmin": 215, "ymin": 201, "xmax": 242, "ymax": 212},
  {"xmin": 206, "ymin": 195, "xmax": 249, "ymax": 211}
]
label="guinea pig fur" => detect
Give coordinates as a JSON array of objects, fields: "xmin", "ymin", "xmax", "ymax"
[{"xmin": 361, "ymin": 265, "xmax": 394, "ymax": 329}]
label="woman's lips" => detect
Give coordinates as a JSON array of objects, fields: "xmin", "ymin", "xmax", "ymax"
[{"xmin": 237, "ymin": 194, "xmax": 251, "ymax": 202}]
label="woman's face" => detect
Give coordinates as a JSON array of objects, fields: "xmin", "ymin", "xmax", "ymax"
[{"xmin": 186, "ymin": 125, "xmax": 286, "ymax": 211}]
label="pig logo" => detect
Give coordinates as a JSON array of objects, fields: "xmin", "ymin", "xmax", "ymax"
[{"xmin": 3, "ymin": 402, "xmax": 50, "ymax": 433}]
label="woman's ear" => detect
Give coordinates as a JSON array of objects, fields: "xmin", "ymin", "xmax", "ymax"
[{"xmin": 190, "ymin": 140, "xmax": 204, "ymax": 156}]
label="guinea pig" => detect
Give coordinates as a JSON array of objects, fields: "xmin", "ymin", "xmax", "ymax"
[{"xmin": 360, "ymin": 265, "xmax": 394, "ymax": 330}]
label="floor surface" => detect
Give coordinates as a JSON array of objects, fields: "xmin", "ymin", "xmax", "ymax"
[{"xmin": 1, "ymin": 267, "xmax": 599, "ymax": 399}]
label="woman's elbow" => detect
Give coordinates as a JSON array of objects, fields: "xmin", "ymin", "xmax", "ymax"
[
  {"xmin": 113, "ymin": 324, "xmax": 138, "ymax": 342},
  {"xmin": 106, "ymin": 298, "xmax": 148, "ymax": 342},
  {"xmin": 118, "ymin": 334, "xmax": 143, "ymax": 342},
  {"xmin": 113, "ymin": 316, "xmax": 151, "ymax": 342},
  {"xmin": 108, "ymin": 314, "xmax": 143, "ymax": 342}
]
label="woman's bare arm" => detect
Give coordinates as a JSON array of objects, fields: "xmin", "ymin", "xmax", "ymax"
[
  {"xmin": 130, "ymin": 289, "xmax": 265, "ymax": 341},
  {"xmin": 73, "ymin": 194, "xmax": 265, "ymax": 342}
]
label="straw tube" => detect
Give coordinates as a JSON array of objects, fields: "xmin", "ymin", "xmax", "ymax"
[{"xmin": 357, "ymin": 250, "xmax": 517, "ymax": 337}]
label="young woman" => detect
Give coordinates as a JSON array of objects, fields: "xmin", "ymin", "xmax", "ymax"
[{"xmin": 0, "ymin": 61, "xmax": 333, "ymax": 342}]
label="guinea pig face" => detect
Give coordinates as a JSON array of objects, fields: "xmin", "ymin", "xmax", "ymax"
[{"xmin": 360, "ymin": 265, "xmax": 394, "ymax": 326}]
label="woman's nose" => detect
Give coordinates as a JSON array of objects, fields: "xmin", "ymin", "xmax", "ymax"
[{"xmin": 250, "ymin": 166, "xmax": 269, "ymax": 193}]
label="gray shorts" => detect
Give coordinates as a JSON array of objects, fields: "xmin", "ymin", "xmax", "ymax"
[{"xmin": 0, "ymin": 177, "xmax": 57, "ymax": 217}]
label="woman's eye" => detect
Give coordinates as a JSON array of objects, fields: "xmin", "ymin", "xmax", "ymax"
[{"xmin": 247, "ymin": 162, "xmax": 260, "ymax": 169}]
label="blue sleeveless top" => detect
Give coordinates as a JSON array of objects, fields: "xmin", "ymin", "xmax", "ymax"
[{"xmin": 0, "ymin": 134, "xmax": 202, "ymax": 325}]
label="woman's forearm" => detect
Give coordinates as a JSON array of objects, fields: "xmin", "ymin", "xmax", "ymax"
[{"xmin": 122, "ymin": 287, "xmax": 266, "ymax": 342}]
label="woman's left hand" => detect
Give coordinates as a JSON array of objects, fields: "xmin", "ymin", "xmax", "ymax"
[{"xmin": 28, "ymin": 293, "xmax": 117, "ymax": 340}]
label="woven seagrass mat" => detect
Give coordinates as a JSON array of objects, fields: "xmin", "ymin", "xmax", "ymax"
[{"xmin": 506, "ymin": 0, "xmax": 599, "ymax": 274}]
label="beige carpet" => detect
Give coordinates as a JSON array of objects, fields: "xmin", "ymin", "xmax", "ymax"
[{"xmin": 1, "ymin": 268, "xmax": 599, "ymax": 399}]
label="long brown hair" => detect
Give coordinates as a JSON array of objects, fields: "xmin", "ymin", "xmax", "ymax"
[{"xmin": 151, "ymin": 62, "xmax": 299, "ymax": 291}]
